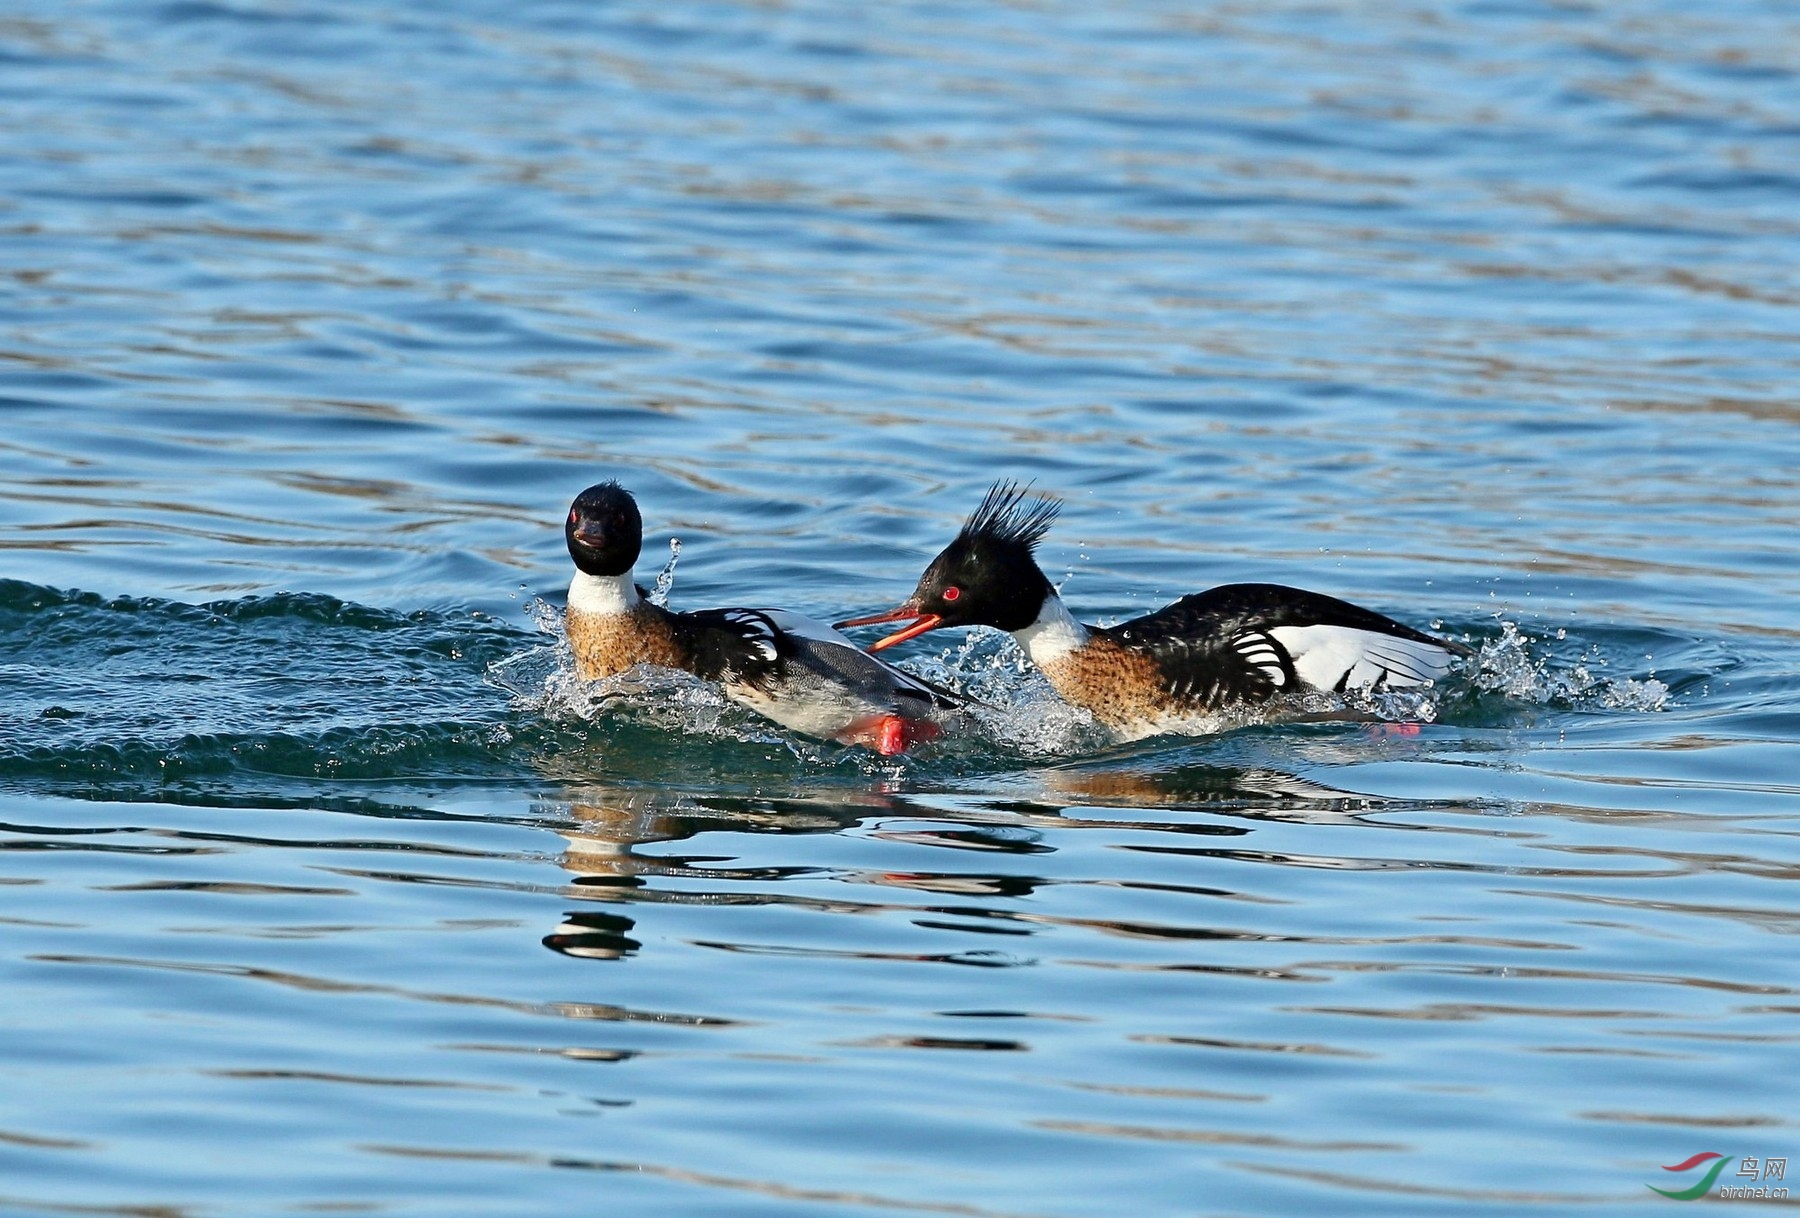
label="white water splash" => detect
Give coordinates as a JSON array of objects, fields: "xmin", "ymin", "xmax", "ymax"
[
  {"xmin": 902, "ymin": 631, "xmax": 1115, "ymax": 758},
  {"xmin": 648, "ymin": 537, "xmax": 680, "ymax": 608},
  {"xmin": 485, "ymin": 595, "xmax": 817, "ymax": 754},
  {"xmin": 1340, "ymin": 683, "xmax": 1441, "ymax": 725},
  {"xmin": 1470, "ymin": 620, "xmax": 1670, "ymax": 712},
  {"xmin": 483, "ymin": 596, "xmax": 564, "ymax": 701}
]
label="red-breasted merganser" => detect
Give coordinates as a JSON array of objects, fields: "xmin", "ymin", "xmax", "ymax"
[
  {"xmin": 564, "ymin": 481, "xmax": 958, "ymax": 755},
  {"xmin": 836, "ymin": 482, "xmax": 1467, "ymax": 742}
]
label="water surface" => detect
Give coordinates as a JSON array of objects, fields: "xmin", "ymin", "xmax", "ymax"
[{"xmin": 3, "ymin": 1, "xmax": 1799, "ymax": 1214}]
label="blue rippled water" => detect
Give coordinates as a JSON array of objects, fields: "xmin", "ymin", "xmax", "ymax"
[{"xmin": 3, "ymin": 2, "xmax": 1799, "ymax": 1215}]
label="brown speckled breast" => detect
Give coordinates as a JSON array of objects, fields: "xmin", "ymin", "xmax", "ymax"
[
  {"xmin": 567, "ymin": 602, "xmax": 689, "ymax": 682},
  {"xmin": 1037, "ymin": 635, "xmax": 1170, "ymax": 731}
]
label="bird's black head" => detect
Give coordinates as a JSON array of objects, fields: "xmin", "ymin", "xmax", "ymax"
[
  {"xmin": 837, "ymin": 481, "xmax": 1059, "ymax": 649},
  {"xmin": 565, "ymin": 481, "xmax": 643, "ymax": 577}
]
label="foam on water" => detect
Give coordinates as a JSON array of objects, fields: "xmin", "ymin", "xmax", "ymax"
[
  {"xmin": 900, "ymin": 631, "xmax": 1117, "ymax": 758},
  {"xmin": 1466, "ymin": 619, "xmax": 1672, "ymax": 713}
]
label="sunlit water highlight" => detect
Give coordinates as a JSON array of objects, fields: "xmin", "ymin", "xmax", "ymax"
[{"xmin": 3, "ymin": 1, "xmax": 1799, "ymax": 1215}]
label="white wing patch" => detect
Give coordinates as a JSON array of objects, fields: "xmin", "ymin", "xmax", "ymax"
[
  {"xmin": 1231, "ymin": 630, "xmax": 1290, "ymax": 688},
  {"xmin": 1268, "ymin": 624, "xmax": 1456, "ymax": 691}
]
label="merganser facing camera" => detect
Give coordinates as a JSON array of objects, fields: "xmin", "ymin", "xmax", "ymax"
[
  {"xmin": 561, "ymin": 481, "xmax": 960, "ymax": 756},
  {"xmin": 565, "ymin": 480, "xmax": 643, "ymax": 579},
  {"xmin": 837, "ymin": 480, "xmax": 1468, "ymax": 743}
]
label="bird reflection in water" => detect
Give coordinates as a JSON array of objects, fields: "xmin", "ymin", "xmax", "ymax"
[
  {"xmin": 535, "ymin": 757, "xmax": 1401, "ymax": 963},
  {"xmin": 1036, "ymin": 755, "xmax": 1402, "ymax": 825},
  {"xmin": 539, "ymin": 784, "xmax": 890, "ymax": 961}
]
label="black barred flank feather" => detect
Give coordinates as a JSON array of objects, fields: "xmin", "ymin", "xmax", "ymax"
[{"xmin": 959, "ymin": 481, "xmax": 1060, "ymax": 552}]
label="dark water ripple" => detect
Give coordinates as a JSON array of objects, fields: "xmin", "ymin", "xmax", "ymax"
[{"xmin": 3, "ymin": 1, "xmax": 1800, "ymax": 1215}]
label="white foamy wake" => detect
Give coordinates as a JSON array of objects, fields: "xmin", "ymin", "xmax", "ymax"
[{"xmin": 1466, "ymin": 619, "xmax": 1670, "ymax": 712}]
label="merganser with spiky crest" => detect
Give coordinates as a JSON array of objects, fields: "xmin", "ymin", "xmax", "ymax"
[
  {"xmin": 564, "ymin": 481, "xmax": 958, "ymax": 755},
  {"xmin": 836, "ymin": 482, "xmax": 1467, "ymax": 742}
]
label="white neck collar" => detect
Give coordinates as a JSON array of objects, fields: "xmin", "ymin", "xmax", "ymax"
[
  {"xmin": 568, "ymin": 569, "xmax": 639, "ymax": 616},
  {"xmin": 1012, "ymin": 594, "xmax": 1088, "ymax": 664}
]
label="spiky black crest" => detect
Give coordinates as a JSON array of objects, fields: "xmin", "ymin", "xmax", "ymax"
[{"xmin": 958, "ymin": 481, "xmax": 1060, "ymax": 552}]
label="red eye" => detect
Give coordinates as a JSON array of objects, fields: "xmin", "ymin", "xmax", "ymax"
[
  {"xmin": 569, "ymin": 510, "xmax": 578, "ymax": 524},
  {"xmin": 943, "ymin": 586, "xmax": 961, "ymax": 602}
]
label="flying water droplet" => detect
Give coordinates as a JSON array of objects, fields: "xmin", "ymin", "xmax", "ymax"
[{"xmin": 649, "ymin": 537, "xmax": 681, "ymax": 608}]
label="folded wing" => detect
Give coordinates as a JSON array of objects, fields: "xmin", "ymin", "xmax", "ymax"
[
  {"xmin": 682, "ymin": 607, "xmax": 961, "ymax": 712},
  {"xmin": 1107, "ymin": 583, "xmax": 1465, "ymax": 704}
]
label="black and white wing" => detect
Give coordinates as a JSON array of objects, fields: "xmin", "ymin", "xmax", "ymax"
[
  {"xmin": 1109, "ymin": 583, "xmax": 1466, "ymax": 705},
  {"xmin": 752, "ymin": 609, "xmax": 962, "ymax": 712},
  {"xmin": 680, "ymin": 607, "xmax": 959, "ymax": 711},
  {"xmin": 677, "ymin": 606, "xmax": 784, "ymax": 685}
]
